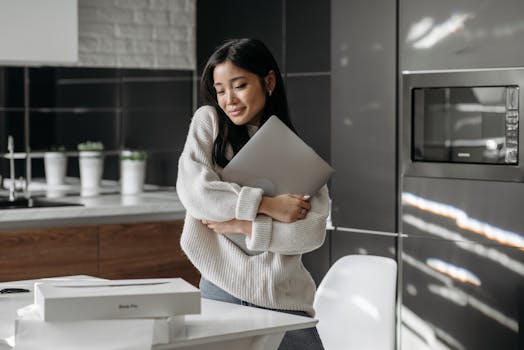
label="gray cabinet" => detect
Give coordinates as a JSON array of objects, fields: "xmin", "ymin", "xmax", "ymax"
[
  {"xmin": 401, "ymin": 235, "xmax": 522, "ymax": 349},
  {"xmin": 331, "ymin": 0, "xmax": 397, "ymax": 232},
  {"xmin": 331, "ymin": 229, "xmax": 397, "ymax": 264},
  {"xmin": 399, "ymin": 1, "xmax": 524, "ymax": 348},
  {"xmin": 196, "ymin": 0, "xmax": 283, "ymax": 73},
  {"xmin": 400, "ymin": 0, "xmax": 524, "ymax": 70}
]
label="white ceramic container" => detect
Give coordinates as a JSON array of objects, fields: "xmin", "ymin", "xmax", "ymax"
[
  {"xmin": 79, "ymin": 151, "xmax": 104, "ymax": 197},
  {"xmin": 120, "ymin": 159, "xmax": 146, "ymax": 195},
  {"xmin": 44, "ymin": 152, "xmax": 67, "ymax": 186}
]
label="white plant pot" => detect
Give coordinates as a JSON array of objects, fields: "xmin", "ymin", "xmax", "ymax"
[
  {"xmin": 79, "ymin": 151, "xmax": 104, "ymax": 197},
  {"xmin": 120, "ymin": 159, "xmax": 146, "ymax": 195},
  {"xmin": 44, "ymin": 152, "xmax": 67, "ymax": 186}
]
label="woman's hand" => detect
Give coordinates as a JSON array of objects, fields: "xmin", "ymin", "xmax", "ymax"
[
  {"xmin": 202, "ymin": 219, "xmax": 252, "ymax": 236},
  {"xmin": 258, "ymin": 194, "xmax": 311, "ymax": 223}
]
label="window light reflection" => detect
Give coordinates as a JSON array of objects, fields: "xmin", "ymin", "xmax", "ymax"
[
  {"xmin": 403, "ymin": 252, "xmax": 519, "ymax": 333},
  {"xmin": 454, "ymin": 103, "xmax": 506, "ymax": 113},
  {"xmin": 401, "ymin": 305, "xmax": 458, "ymax": 350},
  {"xmin": 412, "ymin": 13, "xmax": 473, "ymax": 49},
  {"xmin": 427, "ymin": 283, "xmax": 518, "ymax": 333},
  {"xmin": 351, "ymin": 295, "xmax": 380, "ymax": 321},
  {"xmin": 406, "ymin": 17, "xmax": 434, "ymax": 42},
  {"xmin": 402, "ymin": 192, "xmax": 524, "ymax": 249},
  {"xmin": 426, "ymin": 258, "xmax": 481, "ymax": 286},
  {"xmin": 403, "ymin": 214, "xmax": 524, "ymax": 277},
  {"xmin": 453, "ymin": 115, "xmax": 481, "ymax": 132},
  {"xmin": 443, "ymin": 137, "xmax": 505, "ymax": 148}
]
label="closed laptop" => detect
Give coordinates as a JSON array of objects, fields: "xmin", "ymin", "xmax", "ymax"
[{"xmin": 222, "ymin": 116, "xmax": 334, "ymax": 196}]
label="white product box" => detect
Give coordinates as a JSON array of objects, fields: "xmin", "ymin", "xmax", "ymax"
[
  {"xmin": 34, "ymin": 278, "xmax": 200, "ymax": 322},
  {"xmin": 15, "ymin": 304, "xmax": 187, "ymax": 348}
]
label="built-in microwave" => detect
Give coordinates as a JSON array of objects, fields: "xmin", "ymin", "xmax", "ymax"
[{"xmin": 402, "ymin": 68, "xmax": 523, "ymax": 182}]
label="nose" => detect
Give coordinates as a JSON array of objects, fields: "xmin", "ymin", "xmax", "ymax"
[{"xmin": 225, "ymin": 89, "xmax": 237, "ymax": 104}]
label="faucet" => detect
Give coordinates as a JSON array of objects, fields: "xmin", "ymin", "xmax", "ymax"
[
  {"xmin": 5, "ymin": 135, "xmax": 29, "ymax": 202},
  {"xmin": 7, "ymin": 135, "xmax": 16, "ymax": 201}
]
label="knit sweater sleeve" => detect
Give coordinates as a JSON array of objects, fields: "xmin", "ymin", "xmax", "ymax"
[
  {"xmin": 245, "ymin": 185, "xmax": 330, "ymax": 255},
  {"xmin": 176, "ymin": 106, "xmax": 264, "ymax": 222}
]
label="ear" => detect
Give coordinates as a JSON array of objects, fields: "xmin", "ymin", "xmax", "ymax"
[{"xmin": 264, "ymin": 70, "xmax": 276, "ymax": 93}]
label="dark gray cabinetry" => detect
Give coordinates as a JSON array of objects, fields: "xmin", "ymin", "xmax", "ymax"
[
  {"xmin": 331, "ymin": 229, "xmax": 397, "ymax": 264},
  {"xmin": 400, "ymin": 0, "xmax": 524, "ymax": 70},
  {"xmin": 286, "ymin": 76, "xmax": 331, "ymax": 162},
  {"xmin": 285, "ymin": 0, "xmax": 330, "ymax": 74},
  {"xmin": 196, "ymin": 0, "xmax": 284, "ymax": 74},
  {"xmin": 331, "ymin": 0, "xmax": 397, "ymax": 232},
  {"xmin": 301, "ymin": 230, "xmax": 331, "ymax": 287},
  {"xmin": 285, "ymin": 0, "xmax": 331, "ymax": 163},
  {"xmin": 402, "ymin": 177, "xmax": 524, "ymax": 244},
  {"xmin": 400, "ymin": 176, "xmax": 524, "ymax": 349},
  {"xmin": 284, "ymin": 0, "xmax": 331, "ymax": 285},
  {"xmin": 400, "ymin": 1, "xmax": 524, "ymax": 348},
  {"xmin": 0, "ymin": 68, "xmax": 193, "ymax": 185},
  {"xmin": 401, "ymin": 235, "xmax": 522, "ymax": 350}
]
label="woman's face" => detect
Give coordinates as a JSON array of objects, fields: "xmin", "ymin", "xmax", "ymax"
[{"xmin": 213, "ymin": 60, "xmax": 274, "ymax": 126}]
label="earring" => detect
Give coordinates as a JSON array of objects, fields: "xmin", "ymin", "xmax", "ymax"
[{"xmin": 268, "ymin": 89, "xmax": 272, "ymax": 96}]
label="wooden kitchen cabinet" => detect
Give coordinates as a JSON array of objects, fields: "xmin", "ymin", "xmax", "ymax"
[
  {"xmin": 98, "ymin": 221, "xmax": 200, "ymax": 286},
  {"xmin": 0, "ymin": 225, "xmax": 98, "ymax": 282},
  {"xmin": 0, "ymin": 220, "xmax": 200, "ymax": 286}
]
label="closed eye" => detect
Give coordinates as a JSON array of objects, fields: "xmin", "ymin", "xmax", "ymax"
[{"xmin": 234, "ymin": 83, "xmax": 247, "ymax": 90}]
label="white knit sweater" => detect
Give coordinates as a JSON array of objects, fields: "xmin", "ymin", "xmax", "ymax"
[{"xmin": 176, "ymin": 105, "xmax": 330, "ymax": 316}]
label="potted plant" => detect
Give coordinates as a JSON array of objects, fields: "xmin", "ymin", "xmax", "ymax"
[
  {"xmin": 120, "ymin": 150, "xmax": 147, "ymax": 195},
  {"xmin": 77, "ymin": 141, "xmax": 104, "ymax": 197},
  {"xmin": 44, "ymin": 145, "xmax": 67, "ymax": 187}
]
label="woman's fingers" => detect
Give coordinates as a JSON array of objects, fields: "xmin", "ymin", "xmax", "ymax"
[
  {"xmin": 287, "ymin": 194, "xmax": 311, "ymax": 208},
  {"xmin": 287, "ymin": 194, "xmax": 311, "ymax": 219},
  {"xmin": 202, "ymin": 219, "xmax": 216, "ymax": 232},
  {"xmin": 300, "ymin": 201, "xmax": 311, "ymax": 210},
  {"xmin": 263, "ymin": 194, "xmax": 313, "ymax": 223},
  {"xmin": 289, "ymin": 194, "xmax": 311, "ymax": 201},
  {"xmin": 202, "ymin": 219, "xmax": 215, "ymax": 227}
]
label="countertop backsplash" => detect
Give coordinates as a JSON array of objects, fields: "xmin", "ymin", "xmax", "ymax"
[{"xmin": 0, "ymin": 66, "xmax": 195, "ymax": 188}]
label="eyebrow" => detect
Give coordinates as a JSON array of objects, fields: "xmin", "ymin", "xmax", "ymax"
[{"xmin": 213, "ymin": 76, "xmax": 246, "ymax": 87}]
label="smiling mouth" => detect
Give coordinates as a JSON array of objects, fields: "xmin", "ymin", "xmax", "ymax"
[{"xmin": 228, "ymin": 108, "xmax": 244, "ymax": 116}]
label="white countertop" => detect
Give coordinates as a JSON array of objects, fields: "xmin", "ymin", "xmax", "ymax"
[
  {"xmin": 0, "ymin": 180, "xmax": 186, "ymax": 230},
  {"xmin": 0, "ymin": 276, "xmax": 317, "ymax": 350},
  {"xmin": 156, "ymin": 299, "xmax": 317, "ymax": 350}
]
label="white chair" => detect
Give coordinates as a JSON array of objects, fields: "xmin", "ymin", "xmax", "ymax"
[{"xmin": 313, "ymin": 255, "xmax": 397, "ymax": 350}]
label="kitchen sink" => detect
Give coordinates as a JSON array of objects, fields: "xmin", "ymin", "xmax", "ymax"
[{"xmin": 0, "ymin": 197, "xmax": 83, "ymax": 210}]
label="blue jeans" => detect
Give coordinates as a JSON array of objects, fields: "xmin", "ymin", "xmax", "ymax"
[{"xmin": 199, "ymin": 278, "xmax": 324, "ymax": 350}]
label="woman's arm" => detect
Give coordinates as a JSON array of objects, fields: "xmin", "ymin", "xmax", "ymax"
[
  {"xmin": 202, "ymin": 192, "xmax": 315, "ymax": 236},
  {"xmin": 247, "ymin": 185, "xmax": 330, "ymax": 255},
  {"xmin": 176, "ymin": 106, "xmax": 263, "ymax": 222},
  {"xmin": 203, "ymin": 186, "xmax": 330, "ymax": 255},
  {"xmin": 258, "ymin": 194, "xmax": 311, "ymax": 223},
  {"xmin": 203, "ymin": 219, "xmax": 252, "ymax": 236}
]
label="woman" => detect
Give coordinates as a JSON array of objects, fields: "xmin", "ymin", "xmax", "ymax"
[{"xmin": 176, "ymin": 38, "xmax": 328, "ymax": 350}]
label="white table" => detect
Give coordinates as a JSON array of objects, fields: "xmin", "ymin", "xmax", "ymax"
[
  {"xmin": 155, "ymin": 298, "xmax": 317, "ymax": 350},
  {"xmin": 0, "ymin": 277, "xmax": 317, "ymax": 350}
]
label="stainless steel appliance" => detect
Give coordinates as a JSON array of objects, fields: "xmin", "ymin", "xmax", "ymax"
[
  {"xmin": 400, "ymin": 68, "xmax": 524, "ymax": 350},
  {"xmin": 403, "ymin": 68, "xmax": 524, "ymax": 182}
]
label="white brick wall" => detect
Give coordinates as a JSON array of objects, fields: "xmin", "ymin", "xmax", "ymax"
[{"xmin": 74, "ymin": 0, "xmax": 195, "ymax": 69}]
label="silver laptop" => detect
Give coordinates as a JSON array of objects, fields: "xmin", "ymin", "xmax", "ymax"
[{"xmin": 222, "ymin": 116, "xmax": 334, "ymax": 197}]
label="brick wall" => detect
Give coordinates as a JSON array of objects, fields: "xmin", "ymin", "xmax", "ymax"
[{"xmin": 75, "ymin": 0, "xmax": 195, "ymax": 69}]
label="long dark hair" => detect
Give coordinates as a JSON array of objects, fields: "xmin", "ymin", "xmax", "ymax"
[{"xmin": 200, "ymin": 38, "xmax": 295, "ymax": 167}]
